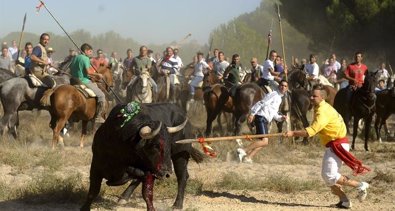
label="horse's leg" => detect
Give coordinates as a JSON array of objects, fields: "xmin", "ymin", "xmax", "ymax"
[
  {"xmin": 205, "ymin": 109, "xmax": 216, "ymax": 137},
  {"xmin": 217, "ymin": 112, "xmax": 223, "ymax": 134},
  {"xmin": 234, "ymin": 112, "xmax": 242, "ymax": 135},
  {"xmin": 374, "ymin": 114, "xmax": 382, "ymax": 143},
  {"xmin": 80, "ymin": 120, "xmax": 88, "ymax": 148},
  {"xmin": 364, "ymin": 114, "xmax": 373, "ymax": 151},
  {"xmin": 52, "ymin": 117, "xmax": 68, "ymax": 149},
  {"xmin": 351, "ymin": 116, "xmax": 360, "ymax": 151}
]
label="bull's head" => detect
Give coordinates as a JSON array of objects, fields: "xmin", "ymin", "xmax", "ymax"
[{"xmin": 137, "ymin": 121, "xmax": 173, "ymax": 179}]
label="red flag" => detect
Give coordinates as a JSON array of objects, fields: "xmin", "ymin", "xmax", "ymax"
[{"xmin": 36, "ymin": 1, "xmax": 44, "ymax": 13}]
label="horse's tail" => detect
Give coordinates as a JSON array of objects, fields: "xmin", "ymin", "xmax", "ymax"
[{"xmin": 40, "ymin": 88, "xmax": 56, "ymax": 106}]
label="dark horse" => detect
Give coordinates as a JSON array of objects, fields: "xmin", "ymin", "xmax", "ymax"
[
  {"xmin": 334, "ymin": 72, "xmax": 377, "ymax": 151},
  {"xmin": 0, "ymin": 73, "xmax": 70, "ymax": 138},
  {"xmin": 374, "ymin": 87, "xmax": 395, "ymax": 143},
  {"xmin": 204, "ymin": 80, "xmax": 264, "ymax": 136},
  {"xmin": 41, "ymin": 66, "xmax": 113, "ymax": 149}
]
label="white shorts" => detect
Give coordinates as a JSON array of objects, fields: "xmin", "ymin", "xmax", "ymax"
[{"xmin": 321, "ymin": 143, "xmax": 350, "ymax": 186}]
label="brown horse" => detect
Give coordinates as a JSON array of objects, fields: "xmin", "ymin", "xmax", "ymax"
[
  {"xmin": 43, "ymin": 66, "xmax": 113, "ymax": 149},
  {"xmin": 204, "ymin": 68, "xmax": 264, "ymax": 136}
]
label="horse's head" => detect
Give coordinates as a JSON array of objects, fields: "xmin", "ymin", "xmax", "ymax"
[
  {"xmin": 95, "ymin": 66, "xmax": 114, "ymax": 92},
  {"xmin": 121, "ymin": 68, "xmax": 133, "ymax": 90},
  {"xmin": 202, "ymin": 71, "xmax": 220, "ymax": 87},
  {"xmin": 288, "ymin": 69, "xmax": 308, "ymax": 89},
  {"xmin": 362, "ymin": 71, "xmax": 378, "ymax": 94}
]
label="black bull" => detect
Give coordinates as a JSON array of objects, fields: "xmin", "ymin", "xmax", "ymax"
[{"xmin": 81, "ymin": 103, "xmax": 205, "ymax": 211}]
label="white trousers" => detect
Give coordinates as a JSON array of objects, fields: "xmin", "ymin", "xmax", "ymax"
[{"xmin": 321, "ymin": 143, "xmax": 350, "ymax": 186}]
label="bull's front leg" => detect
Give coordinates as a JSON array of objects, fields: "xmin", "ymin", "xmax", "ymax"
[
  {"xmin": 142, "ymin": 172, "xmax": 156, "ymax": 211},
  {"xmin": 81, "ymin": 168, "xmax": 103, "ymax": 211}
]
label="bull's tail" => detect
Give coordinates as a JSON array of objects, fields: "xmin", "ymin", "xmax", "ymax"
[{"xmin": 190, "ymin": 146, "xmax": 205, "ymax": 163}]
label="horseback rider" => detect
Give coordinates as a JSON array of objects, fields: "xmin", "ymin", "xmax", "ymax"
[
  {"xmin": 159, "ymin": 47, "xmax": 180, "ymax": 97},
  {"xmin": 69, "ymin": 43, "xmax": 106, "ymax": 123},
  {"xmin": 344, "ymin": 51, "xmax": 368, "ymax": 102},
  {"xmin": 127, "ymin": 45, "xmax": 158, "ymax": 94},
  {"xmin": 189, "ymin": 52, "xmax": 212, "ymax": 101},
  {"xmin": 29, "ymin": 33, "xmax": 56, "ymax": 88},
  {"xmin": 305, "ymin": 54, "xmax": 320, "ymax": 89},
  {"xmin": 260, "ymin": 50, "xmax": 281, "ymax": 92},
  {"xmin": 214, "ymin": 51, "xmax": 229, "ymax": 82},
  {"xmin": 223, "ymin": 54, "xmax": 242, "ymax": 96},
  {"xmin": 250, "ymin": 57, "xmax": 263, "ymax": 82}
]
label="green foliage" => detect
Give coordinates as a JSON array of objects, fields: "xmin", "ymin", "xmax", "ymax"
[
  {"xmin": 280, "ymin": 0, "xmax": 395, "ymax": 63},
  {"xmin": 208, "ymin": 0, "xmax": 310, "ymax": 65}
]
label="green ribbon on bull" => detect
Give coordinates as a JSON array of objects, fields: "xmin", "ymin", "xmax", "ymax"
[{"xmin": 120, "ymin": 101, "xmax": 141, "ymax": 127}]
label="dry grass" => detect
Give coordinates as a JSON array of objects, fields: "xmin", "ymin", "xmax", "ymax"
[
  {"xmin": 0, "ymin": 111, "xmax": 394, "ymax": 210},
  {"xmin": 214, "ymin": 172, "xmax": 322, "ymax": 193}
]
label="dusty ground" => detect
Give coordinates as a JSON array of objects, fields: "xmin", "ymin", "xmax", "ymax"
[{"xmin": 0, "ymin": 111, "xmax": 394, "ymax": 211}]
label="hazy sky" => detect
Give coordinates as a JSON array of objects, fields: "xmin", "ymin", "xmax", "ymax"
[{"xmin": 0, "ymin": 0, "xmax": 261, "ymax": 45}]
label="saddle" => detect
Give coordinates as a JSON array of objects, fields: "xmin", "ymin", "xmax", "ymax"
[
  {"xmin": 25, "ymin": 74, "xmax": 57, "ymax": 88},
  {"xmin": 74, "ymin": 85, "xmax": 97, "ymax": 98},
  {"xmin": 25, "ymin": 74, "xmax": 46, "ymax": 88}
]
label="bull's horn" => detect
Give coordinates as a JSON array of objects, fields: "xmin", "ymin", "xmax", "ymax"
[
  {"xmin": 140, "ymin": 122, "xmax": 162, "ymax": 139},
  {"xmin": 167, "ymin": 118, "xmax": 188, "ymax": 133}
]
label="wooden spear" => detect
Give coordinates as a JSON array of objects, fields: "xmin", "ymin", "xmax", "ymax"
[
  {"xmin": 277, "ymin": 4, "xmax": 287, "ymax": 81},
  {"xmin": 16, "ymin": 13, "xmax": 27, "ymax": 62},
  {"xmin": 176, "ymin": 133, "xmax": 284, "ymax": 144}
]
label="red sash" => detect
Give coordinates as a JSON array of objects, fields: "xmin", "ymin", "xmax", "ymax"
[{"xmin": 325, "ymin": 137, "xmax": 371, "ymax": 176}]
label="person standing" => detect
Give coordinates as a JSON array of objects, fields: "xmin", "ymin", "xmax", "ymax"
[
  {"xmin": 285, "ymin": 84, "xmax": 370, "ymax": 209},
  {"xmin": 70, "ymin": 43, "xmax": 106, "ymax": 123},
  {"xmin": 237, "ymin": 80, "xmax": 288, "ymax": 163},
  {"xmin": 29, "ymin": 33, "xmax": 55, "ymax": 87},
  {"xmin": 0, "ymin": 46, "xmax": 12, "ymax": 70}
]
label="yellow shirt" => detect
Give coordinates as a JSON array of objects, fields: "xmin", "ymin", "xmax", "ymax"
[{"xmin": 305, "ymin": 100, "xmax": 347, "ymax": 146}]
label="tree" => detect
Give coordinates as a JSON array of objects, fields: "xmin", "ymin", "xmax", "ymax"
[{"xmin": 280, "ymin": 0, "xmax": 395, "ymax": 66}]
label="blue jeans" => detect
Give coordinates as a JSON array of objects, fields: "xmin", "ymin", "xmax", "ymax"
[{"xmin": 254, "ymin": 115, "xmax": 268, "ymax": 135}]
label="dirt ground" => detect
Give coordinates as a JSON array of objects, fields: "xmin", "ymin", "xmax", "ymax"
[{"xmin": 0, "ymin": 111, "xmax": 394, "ymax": 211}]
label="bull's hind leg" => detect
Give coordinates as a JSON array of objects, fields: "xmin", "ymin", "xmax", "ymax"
[{"xmin": 171, "ymin": 152, "xmax": 190, "ymax": 209}]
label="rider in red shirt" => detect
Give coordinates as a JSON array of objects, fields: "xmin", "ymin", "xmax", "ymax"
[{"xmin": 345, "ymin": 52, "xmax": 368, "ymax": 89}]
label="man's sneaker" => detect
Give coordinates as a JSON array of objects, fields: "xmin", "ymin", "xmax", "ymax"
[
  {"xmin": 243, "ymin": 157, "xmax": 253, "ymax": 164},
  {"xmin": 332, "ymin": 201, "xmax": 352, "ymax": 209},
  {"xmin": 236, "ymin": 148, "xmax": 246, "ymax": 163},
  {"xmin": 357, "ymin": 182, "xmax": 369, "ymax": 202}
]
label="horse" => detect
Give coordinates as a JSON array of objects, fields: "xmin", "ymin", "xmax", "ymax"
[
  {"xmin": 0, "ymin": 72, "xmax": 70, "ymax": 138},
  {"xmin": 0, "ymin": 68, "xmax": 17, "ymax": 84},
  {"xmin": 334, "ymin": 71, "xmax": 377, "ymax": 151},
  {"xmin": 126, "ymin": 70, "xmax": 153, "ymax": 103},
  {"xmin": 42, "ymin": 66, "xmax": 113, "ymax": 149},
  {"xmin": 374, "ymin": 88, "xmax": 395, "ymax": 143}
]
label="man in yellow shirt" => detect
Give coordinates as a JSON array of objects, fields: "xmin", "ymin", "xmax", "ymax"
[{"xmin": 285, "ymin": 84, "xmax": 370, "ymax": 209}]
